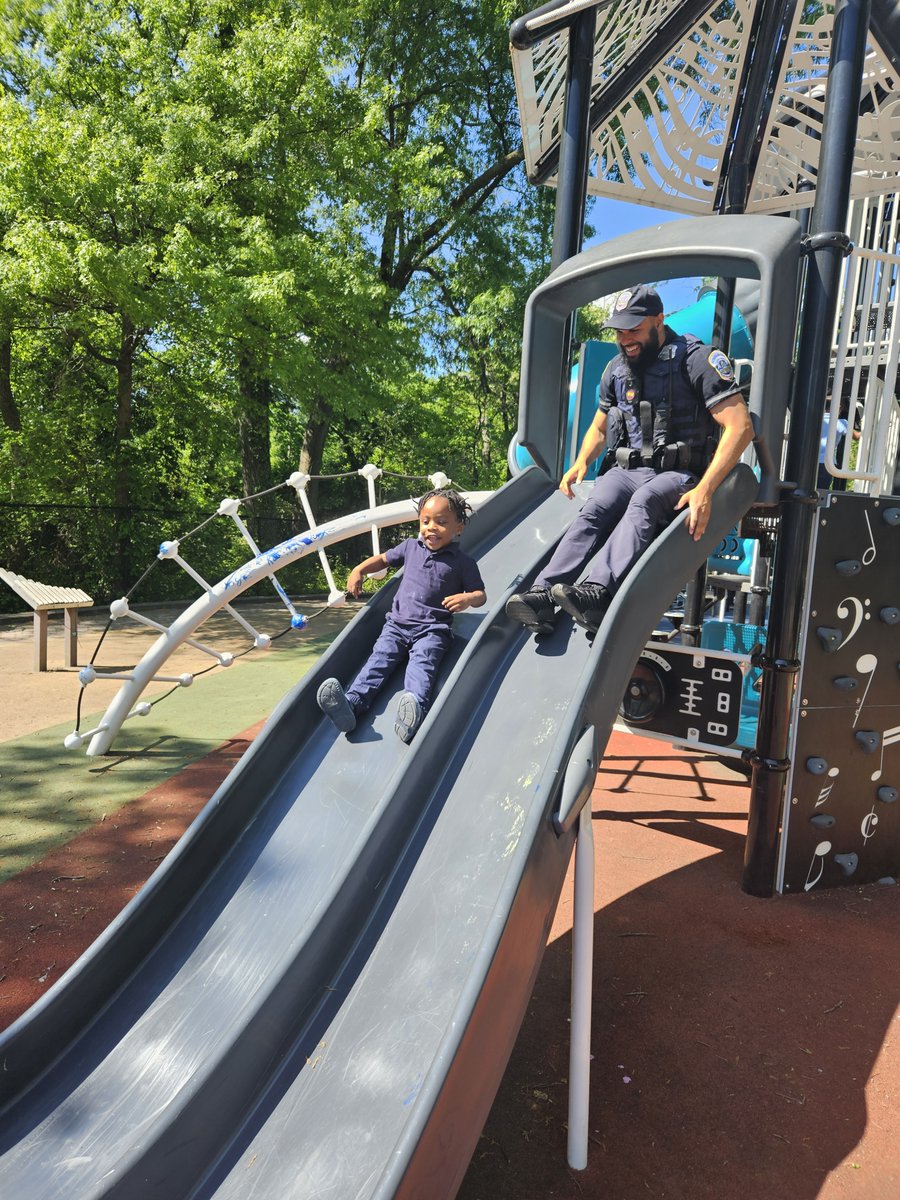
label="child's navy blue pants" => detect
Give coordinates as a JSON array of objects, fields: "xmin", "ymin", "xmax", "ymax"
[{"xmin": 346, "ymin": 617, "xmax": 452, "ymax": 714}]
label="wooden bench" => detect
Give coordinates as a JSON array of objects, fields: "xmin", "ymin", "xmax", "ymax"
[{"xmin": 0, "ymin": 568, "xmax": 94, "ymax": 671}]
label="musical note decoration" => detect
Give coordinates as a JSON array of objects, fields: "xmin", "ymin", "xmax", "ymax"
[
  {"xmin": 871, "ymin": 725, "xmax": 900, "ymax": 780},
  {"xmin": 782, "ymin": 492, "xmax": 899, "ymax": 892},
  {"xmin": 804, "ymin": 841, "xmax": 831, "ymax": 892},
  {"xmin": 852, "ymin": 653, "xmax": 878, "ymax": 727},
  {"xmin": 861, "ymin": 808, "xmax": 879, "ymax": 844},
  {"xmin": 861, "ymin": 510, "xmax": 877, "ymax": 566}
]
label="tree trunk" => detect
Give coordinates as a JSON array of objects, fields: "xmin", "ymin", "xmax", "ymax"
[
  {"xmin": 297, "ymin": 401, "xmax": 332, "ymax": 516},
  {"xmin": 113, "ymin": 313, "xmax": 137, "ymax": 592},
  {"xmin": 237, "ymin": 357, "xmax": 274, "ymax": 544},
  {"xmin": 0, "ymin": 327, "xmax": 21, "ymax": 431}
]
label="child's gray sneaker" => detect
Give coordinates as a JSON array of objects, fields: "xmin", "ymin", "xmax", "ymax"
[
  {"xmin": 317, "ymin": 678, "xmax": 356, "ymax": 733},
  {"xmin": 394, "ymin": 692, "xmax": 423, "ymax": 744}
]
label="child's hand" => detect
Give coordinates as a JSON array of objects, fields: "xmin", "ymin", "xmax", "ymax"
[
  {"xmin": 346, "ymin": 568, "xmax": 364, "ymax": 598},
  {"xmin": 442, "ymin": 592, "xmax": 471, "ymax": 613}
]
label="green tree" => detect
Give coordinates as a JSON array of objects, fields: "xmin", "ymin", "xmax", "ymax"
[{"xmin": 0, "ymin": 0, "xmax": 553, "ymax": 605}]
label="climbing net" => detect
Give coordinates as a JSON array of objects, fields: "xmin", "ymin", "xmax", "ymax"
[{"xmin": 68, "ymin": 464, "xmax": 468, "ymax": 754}]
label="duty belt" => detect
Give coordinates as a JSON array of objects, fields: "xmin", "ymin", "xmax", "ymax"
[{"xmin": 614, "ymin": 442, "xmax": 707, "ymax": 473}]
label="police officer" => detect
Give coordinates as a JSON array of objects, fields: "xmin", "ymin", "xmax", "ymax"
[{"xmin": 507, "ymin": 285, "xmax": 753, "ymax": 633}]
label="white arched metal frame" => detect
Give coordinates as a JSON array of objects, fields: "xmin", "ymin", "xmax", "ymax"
[{"xmin": 71, "ymin": 478, "xmax": 490, "ymax": 758}]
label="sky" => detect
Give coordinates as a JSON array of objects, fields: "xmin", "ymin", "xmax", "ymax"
[{"xmin": 584, "ymin": 195, "xmax": 703, "ymax": 314}]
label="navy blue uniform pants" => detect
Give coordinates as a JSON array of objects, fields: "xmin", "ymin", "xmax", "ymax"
[
  {"xmin": 535, "ymin": 466, "xmax": 694, "ymax": 596},
  {"xmin": 346, "ymin": 617, "xmax": 453, "ymax": 714}
]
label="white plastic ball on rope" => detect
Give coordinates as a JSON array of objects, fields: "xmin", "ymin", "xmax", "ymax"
[
  {"xmin": 135, "ymin": 702, "xmax": 152, "ymax": 717},
  {"xmin": 287, "ymin": 471, "xmax": 310, "ymax": 493},
  {"xmin": 327, "ymin": 589, "xmax": 347, "ymax": 607},
  {"xmin": 358, "ymin": 463, "xmax": 383, "ymax": 481},
  {"xmin": 79, "ymin": 665, "xmax": 97, "ymax": 686},
  {"xmin": 179, "ymin": 673, "xmax": 194, "ymax": 688},
  {"xmin": 429, "ymin": 471, "xmax": 451, "ymax": 490},
  {"xmin": 255, "ymin": 633, "xmax": 272, "ymax": 650},
  {"xmin": 220, "ymin": 652, "xmax": 235, "ymax": 667},
  {"xmin": 158, "ymin": 540, "xmax": 180, "ymax": 559},
  {"xmin": 109, "ymin": 597, "xmax": 129, "ymax": 619},
  {"xmin": 64, "ymin": 732, "xmax": 84, "ymax": 750},
  {"xmin": 217, "ymin": 497, "xmax": 241, "ymax": 517}
]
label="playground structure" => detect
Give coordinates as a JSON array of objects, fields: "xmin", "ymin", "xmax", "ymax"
[
  {"xmin": 1, "ymin": 1, "xmax": 899, "ymax": 1198},
  {"xmin": 509, "ymin": 0, "xmax": 900, "ymax": 898}
]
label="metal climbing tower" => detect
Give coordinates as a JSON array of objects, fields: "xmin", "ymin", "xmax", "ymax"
[{"xmin": 509, "ymin": 0, "xmax": 900, "ymax": 894}]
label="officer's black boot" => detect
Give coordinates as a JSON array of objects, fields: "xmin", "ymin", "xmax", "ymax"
[{"xmin": 551, "ymin": 583, "xmax": 612, "ymax": 632}]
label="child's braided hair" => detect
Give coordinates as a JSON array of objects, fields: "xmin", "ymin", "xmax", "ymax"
[{"xmin": 416, "ymin": 487, "xmax": 474, "ymax": 525}]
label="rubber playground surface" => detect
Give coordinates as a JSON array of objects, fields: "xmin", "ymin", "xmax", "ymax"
[{"xmin": 1, "ymin": 603, "xmax": 897, "ymax": 1199}]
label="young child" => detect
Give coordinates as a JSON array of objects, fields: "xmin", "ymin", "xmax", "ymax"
[{"xmin": 316, "ymin": 488, "xmax": 486, "ymax": 743}]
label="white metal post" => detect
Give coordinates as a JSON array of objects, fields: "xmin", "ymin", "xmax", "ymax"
[{"xmin": 567, "ymin": 801, "xmax": 595, "ymax": 1170}]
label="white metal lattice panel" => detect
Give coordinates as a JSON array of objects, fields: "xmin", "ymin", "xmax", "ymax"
[
  {"xmin": 512, "ymin": 0, "xmax": 900, "ymax": 216},
  {"xmin": 749, "ymin": 4, "xmax": 900, "ymax": 212},
  {"xmin": 825, "ymin": 196, "xmax": 900, "ymax": 495},
  {"xmin": 588, "ymin": 0, "xmax": 751, "ymax": 212},
  {"xmin": 512, "ymin": 0, "xmax": 751, "ymax": 213}
]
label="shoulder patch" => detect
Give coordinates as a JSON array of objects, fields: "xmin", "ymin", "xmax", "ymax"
[{"xmin": 708, "ymin": 349, "xmax": 734, "ymax": 382}]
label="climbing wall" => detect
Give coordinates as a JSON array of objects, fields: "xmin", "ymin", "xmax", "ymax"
[{"xmin": 778, "ymin": 493, "xmax": 900, "ymax": 893}]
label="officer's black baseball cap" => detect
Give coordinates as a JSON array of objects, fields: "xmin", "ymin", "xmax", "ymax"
[{"xmin": 604, "ymin": 285, "xmax": 664, "ymax": 330}]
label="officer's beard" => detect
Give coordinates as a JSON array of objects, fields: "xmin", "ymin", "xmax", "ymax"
[{"xmin": 620, "ymin": 324, "xmax": 662, "ymax": 373}]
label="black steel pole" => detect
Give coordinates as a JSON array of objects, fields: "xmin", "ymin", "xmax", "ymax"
[
  {"xmin": 742, "ymin": 0, "xmax": 873, "ymax": 896},
  {"xmin": 550, "ymin": 11, "xmax": 596, "ymax": 268},
  {"xmin": 680, "ymin": 274, "xmax": 740, "ymax": 645},
  {"xmin": 550, "ymin": 8, "xmax": 597, "ymax": 478}
]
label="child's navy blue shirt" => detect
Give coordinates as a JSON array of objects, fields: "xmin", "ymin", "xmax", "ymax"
[{"xmin": 384, "ymin": 537, "xmax": 484, "ymax": 632}]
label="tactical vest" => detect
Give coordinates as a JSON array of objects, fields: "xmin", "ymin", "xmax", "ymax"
[{"xmin": 602, "ymin": 332, "xmax": 717, "ymax": 474}]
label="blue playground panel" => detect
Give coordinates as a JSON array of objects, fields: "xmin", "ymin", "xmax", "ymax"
[
  {"xmin": 707, "ymin": 529, "xmax": 755, "ymax": 576},
  {"xmin": 514, "ymin": 338, "xmax": 615, "ymax": 476}
]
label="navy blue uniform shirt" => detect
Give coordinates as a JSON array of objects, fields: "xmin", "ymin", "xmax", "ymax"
[
  {"xmin": 599, "ymin": 328, "xmax": 743, "ymax": 453},
  {"xmin": 384, "ymin": 537, "xmax": 484, "ymax": 632}
]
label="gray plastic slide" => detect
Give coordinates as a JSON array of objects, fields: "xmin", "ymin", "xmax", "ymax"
[{"xmin": 0, "ymin": 463, "xmax": 757, "ymax": 1199}]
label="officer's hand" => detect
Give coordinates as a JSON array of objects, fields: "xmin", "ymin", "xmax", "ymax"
[
  {"xmin": 559, "ymin": 462, "xmax": 586, "ymax": 499},
  {"xmin": 675, "ymin": 485, "xmax": 712, "ymax": 542},
  {"xmin": 346, "ymin": 567, "xmax": 365, "ymax": 597}
]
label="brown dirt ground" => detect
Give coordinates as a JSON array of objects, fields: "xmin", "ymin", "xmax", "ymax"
[
  {"xmin": 1, "ymin": 618, "xmax": 897, "ymax": 1199},
  {"xmin": 459, "ymin": 744, "xmax": 899, "ymax": 1200},
  {"xmin": 0, "ymin": 600, "xmax": 342, "ymax": 1020}
]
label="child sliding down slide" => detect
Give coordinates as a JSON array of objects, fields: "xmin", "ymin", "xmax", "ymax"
[{"xmin": 317, "ymin": 489, "xmax": 486, "ymax": 743}]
